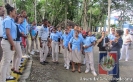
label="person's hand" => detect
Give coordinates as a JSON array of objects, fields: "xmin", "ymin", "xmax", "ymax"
[
  {"xmin": 24, "ymin": 35, "xmax": 27, "ymax": 38},
  {"xmin": 58, "ymin": 42, "xmax": 61, "ymax": 45},
  {"xmin": 114, "ymin": 38, "xmax": 118, "ymax": 43},
  {"xmin": 11, "ymin": 45, "xmax": 15, "ymax": 51},
  {"xmin": 40, "ymin": 43, "xmax": 43, "ymax": 48},
  {"xmin": 83, "ymin": 45, "xmax": 89, "ymax": 49},
  {"xmin": 69, "ymin": 48, "xmax": 72, "ymax": 52},
  {"xmin": 101, "ymin": 35, "xmax": 104, "ymax": 39},
  {"xmin": 62, "ymin": 45, "xmax": 64, "ymax": 49}
]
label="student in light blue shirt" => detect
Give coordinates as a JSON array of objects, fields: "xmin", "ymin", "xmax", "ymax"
[
  {"xmin": 108, "ymin": 28, "xmax": 116, "ymax": 41},
  {"xmin": 11, "ymin": 15, "xmax": 24, "ymax": 75},
  {"xmin": 20, "ymin": 10, "xmax": 30, "ymax": 58},
  {"xmin": 50, "ymin": 27, "xmax": 60, "ymax": 64},
  {"xmin": 68, "ymin": 30, "xmax": 82, "ymax": 73},
  {"xmin": 30, "ymin": 21, "xmax": 38, "ymax": 53},
  {"xmin": 61, "ymin": 28, "xmax": 72, "ymax": 69},
  {"xmin": 57, "ymin": 27, "xmax": 63, "ymax": 53},
  {"xmin": 83, "ymin": 35, "xmax": 97, "ymax": 76},
  {"xmin": 0, "ymin": 4, "xmax": 17, "ymax": 82}
]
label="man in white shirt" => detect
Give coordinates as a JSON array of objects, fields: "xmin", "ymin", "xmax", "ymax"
[
  {"xmin": 120, "ymin": 28, "xmax": 133, "ymax": 61},
  {"xmin": 108, "ymin": 28, "xmax": 116, "ymax": 41},
  {"xmin": 0, "ymin": 6, "xmax": 5, "ymax": 62}
]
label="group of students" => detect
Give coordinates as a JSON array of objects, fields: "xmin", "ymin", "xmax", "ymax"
[
  {"xmin": 38, "ymin": 21, "xmax": 98, "ymax": 77},
  {"xmin": 0, "ymin": 3, "xmax": 132, "ymax": 82},
  {"xmin": 0, "ymin": 4, "xmax": 32, "ymax": 82}
]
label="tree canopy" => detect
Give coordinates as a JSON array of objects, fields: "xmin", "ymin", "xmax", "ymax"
[{"xmin": 1, "ymin": 0, "xmax": 133, "ymax": 30}]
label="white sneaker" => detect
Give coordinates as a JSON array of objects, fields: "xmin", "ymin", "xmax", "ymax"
[
  {"xmin": 36, "ymin": 50, "xmax": 39, "ymax": 52},
  {"xmin": 22, "ymin": 55, "xmax": 28, "ymax": 58},
  {"xmin": 119, "ymin": 58, "xmax": 122, "ymax": 60},
  {"xmin": 6, "ymin": 76, "xmax": 16, "ymax": 80},
  {"xmin": 125, "ymin": 59, "xmax": 128, "ymax": 61},
  {"xmin": 26, "ymin": 55, "xmax": 30, "ymax": 58},
  {"xmin": 64, "ymin": 64, "xmax": 67, "ymax": 68},
  {"xmin": 85, "ymin": 69, "xmax": 89, "ymax": 73},
  {"xmin": 30, "ymin": 51, "xmax": 35, "ymax": 55},
  {"xmin": 92, "ymin": 71, "xmax": 97, "ymax": 76},
  {"xmin": 66, "ymin": 66, "xmax": 69, "ymax": 70}
]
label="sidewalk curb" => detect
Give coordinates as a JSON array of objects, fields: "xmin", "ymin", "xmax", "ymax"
[{"xmin": 19, "ymin": 59, "xmax": 33, "ymax": 82}]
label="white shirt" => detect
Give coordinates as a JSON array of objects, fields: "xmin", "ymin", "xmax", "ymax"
[
  {"xmin": 122, "ymin": 34, "xmax": 133, "ymax": 44},
  {"xmin": 38, "ymin": 25, "xmax": 49, "ymax": 41},
  {"xmin": 0, "ymin": 17, "xmax": 3, "ymax": 37}
]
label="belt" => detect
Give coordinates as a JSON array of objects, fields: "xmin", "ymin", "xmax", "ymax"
[
  {"xmin": 3, "ymin": 38, "xmax": 16, "ymax": 41},
  {"xmin": 123, "ymin": 44, "xmax": 129, "ymax": 46},
  {"xmin": 53, "ymin": 40, "xmax": 58, "ymax": 42},
  {"xmin": 42, "ymin": 40, "xmax": 47, "ymax": 42}
]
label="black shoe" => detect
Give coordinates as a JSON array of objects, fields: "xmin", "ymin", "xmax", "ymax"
[
  {"xmin": 14, "ymin": 71, "xmax": 23, "ymax": 75},
  {"xmin": 56, "ymin": 62, "xmax": 59, "ymax": 64},
  {"xmin": 40, "ymin": 62, "xmax": 45, "ymax": 65},
  {"xmin": 43, "ymin": 61, "xmax": 49, "ymax": 64},
  {"xmin": 109, "ymin": 80, "xmax": 117, "ymax": 82},
  {"xmin": 6, "ymin": 76, "xmax": 16, "ymax": 81}
]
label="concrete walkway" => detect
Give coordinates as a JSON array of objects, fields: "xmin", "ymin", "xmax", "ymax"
[{"xmin": 21, "ymin": 47, "xmax": 133, "ymax": 82}]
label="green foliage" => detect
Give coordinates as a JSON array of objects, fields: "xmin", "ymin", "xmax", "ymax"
[
  {"xmin": 110, "ymin": 24, "xmax": 117, "ymax": 28},
  {"xmin": 13, "ymin": 0, "xmax": 133, "ymax": 30},
  {"xmin": 0, "ymin": 0, "xmax": 4, "ymax": 6}
]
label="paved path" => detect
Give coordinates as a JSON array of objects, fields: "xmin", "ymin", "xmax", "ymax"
[{"xmin": 22, "ymin": 47, "xmax": 133, "ymax": 82}]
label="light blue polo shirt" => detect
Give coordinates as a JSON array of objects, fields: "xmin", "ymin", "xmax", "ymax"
[
  {"xmin": 2, "ymin": 16, "xmax": 17, "ymax": 39},
  {"xmin": 57, "ymin": 31, "xmax": 63, "ymax": 38},
  {"xmin": 62, "ymin": 33, "xmax": 71, "ymax": 48},
  {"xmin": 83, "ymin": 36, "xmax": 94, "ymax": 52},
  {"xmin": 20, "ymin": 18, "xmax": 28, "ymax": 35},
  {"xmin": 108, "ymin": 34, "xmax": 115, "ymax": 41},
  {"xmin": 69, "ymin": 37, "xmax": 82, "ymax": 51},
  {"xmin": 50, "ymin": 32, "xmax": 60, "ymax": 42},
  {"xmin": 69, "ymin": 29, "xmax": 74, "ymax": 37},
  {"xmin": 90, "ymin": 35, "xmax": 96, "ymax": 42},
  {"xmin": 16, "ymin": 24, "xmax": 23, "ymax": 42},
  {"xmin": 78, "ymin": 33, "xmax": 84, "ymax": 41},
  {"xmin": 30, "ymin": 25, "xmax": 37, "ymax": 37}
]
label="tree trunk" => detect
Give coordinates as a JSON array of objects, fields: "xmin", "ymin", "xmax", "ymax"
[
  {"xmin": 83, "ymin": 0, "xmax": 89, "ymax": 31},
  {"xmin": 89, "ymin": 8, "xmax": 92, "ymax": 29},
  {"xmin": 108, "ymin": 0, "xmax": 111, "ymax": 33},
  {"xmin": 65, "ymin": 5, "xmax": 68, "ymax": 28}
]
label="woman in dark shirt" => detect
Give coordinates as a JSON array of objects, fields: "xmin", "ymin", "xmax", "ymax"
[
  {"xmin": 110, "ymin": 30, "xmax": 123, "ymax": 82},
  {"xmin": 97, "ymin": 31, "xmax": 109, "ymax": 51}
]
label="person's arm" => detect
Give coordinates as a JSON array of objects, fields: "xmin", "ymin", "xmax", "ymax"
[
  {"xmin": 68, "ymin": 37, "xmax": 73, "ymax": 52},
  {"xmin": 60, "ymin": 35, "xmax": 64, "ymax": 49},
  {"xmin": 112, "ymin": 38, "xmax": 123, "ymax": 48},
  {"xmin": 97, "ymin": 36, "xmax": 104, "ymax": 43},
  {"xmin": 4, "ymin": 20, "xmax": 15, "ymax": 50},
  {"xmin": 6, "ymin": 29, "xmax": 15, "ymax": 50},
  {"xmin": 126, "ymin": 35, "xmax": 132, "ymax": 43},
  {"xmin": 35, "ymin": 31, "xmax": 38, "ymax": 39}
]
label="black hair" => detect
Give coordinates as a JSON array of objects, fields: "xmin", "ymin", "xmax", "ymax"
[
  {"xmin": 116, "ymin": 30, "xmax": 123, "ymax": 36},
  {"xmin": 43, "ymin": 19, "xmax": 48, "ymax": 22},
  {"xmin": 15, "ymin": 15, "xmax": 22, "ymax": 23},
  {"xmin": 48, "ymin": 21, "xmax": 51, "ymax": 24},
  {"xmin": 5, "ymin": 4, "xmax": 15, "ymax": 15}
]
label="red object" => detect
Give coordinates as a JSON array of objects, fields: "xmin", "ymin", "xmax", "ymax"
[
  {"xmin": 22, "ymin": 37, "xmax": 26, "ymax": 48},
  {"xmin": 99, "ymin": 64, "xmax": 108, "ymax": 74},
  {"xmin": 82, "ymin": 30, "xmax": 86, "ymax": 35}
]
